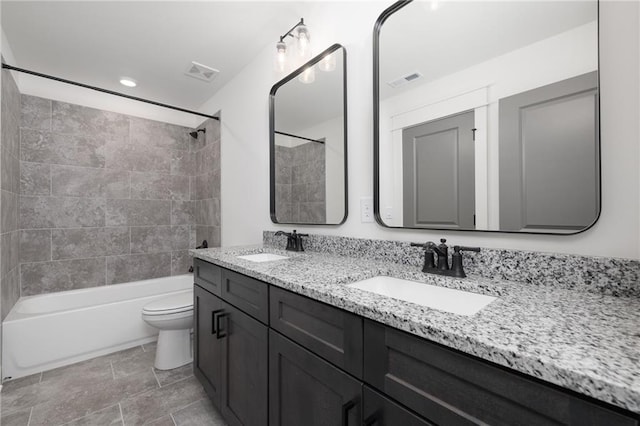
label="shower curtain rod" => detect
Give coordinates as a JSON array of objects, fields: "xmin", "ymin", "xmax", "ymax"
[
  {"xmin": 274, "ymin": 130, "xmax": 325, "ymax": 144},
  {"xmin": 1, "ymin": 63, "xmax": 219, "ymax": 121}
]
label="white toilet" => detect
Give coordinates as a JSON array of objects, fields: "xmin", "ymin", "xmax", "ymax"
[{"xmin": 142, "ymin": 289, "xmax": 194, "ymax": 370}]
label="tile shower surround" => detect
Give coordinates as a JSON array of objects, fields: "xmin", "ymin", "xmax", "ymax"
[
  {"xmin": 274, "ymin": 141, "xmax": 326, "ymax": 223},
  {"xmin": 1, "ymin": 68, "xmax": 22, "ymax": 320},
  {"xmin": 16, "ymin": 95, "xmax": 221, "ymax": 296},
  {"xmin": 263, "ymin": 231, "xmax": 640, "ymax": 297}
]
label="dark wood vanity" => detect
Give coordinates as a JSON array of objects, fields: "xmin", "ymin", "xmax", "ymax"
[{"xmin": 193, "ymin": 258, "xmax": 639, "ymax": 426}]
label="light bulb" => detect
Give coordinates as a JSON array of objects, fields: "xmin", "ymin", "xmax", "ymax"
[
  {"xmin": 296, "ymin": 24, "xmax": 311, "ymax": 61},
  {"xmin": 298, "ymin": 66, "xmax": 315, "ymax": 84},
  {"xmin": 318, "ymin": 52, "xmax": 336, "ymax": 72},
  {"xmin": 274, "ymin": 40, "xmax": 287, "ymax": 73},
  {"xmin": 119, "ymin": 77, "xmax": 137, "ymax": 87}
]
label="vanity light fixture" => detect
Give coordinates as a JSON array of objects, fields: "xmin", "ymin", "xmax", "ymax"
[
  {"xmin": 119, "ymin": 77, "xmax": 137, "ymax": 87},
  {"xmin": 273, "ymin": 18, "xmax": 311, "ymax": 73}
]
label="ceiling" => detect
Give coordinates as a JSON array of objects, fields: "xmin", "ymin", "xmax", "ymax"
[{"xmin": 1, "ymin": 1, "xmax": 321, "ymax": 111}]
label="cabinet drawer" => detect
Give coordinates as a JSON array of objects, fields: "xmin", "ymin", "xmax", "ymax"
[
  {"xmin": 194, "ymin": 258, "xmax": 222, "ymax": 296},
  {"xmin": 221, "ymin": 269, "xmax": 269, "ymax": 324},
  {"xmin": 270, "ymin": 286, "xmax": 363, "ymax": 378},
  {"xmin": 364, "ymin": 320, "xmax": 638, "ymax": 426}
]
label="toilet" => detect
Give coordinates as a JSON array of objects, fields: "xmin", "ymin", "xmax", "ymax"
[{"xmin": 142, "ymin": 289, "xmax": 194, "ymax": 370}]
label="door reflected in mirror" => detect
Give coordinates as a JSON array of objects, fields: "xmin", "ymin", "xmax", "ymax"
[
  {"xmin": 375, "ymin": 0, "xmax": 600, "ymax": 234},
  {"xmin": 270, "ymin": 44, "xmax": 347, "ymax": 225}
]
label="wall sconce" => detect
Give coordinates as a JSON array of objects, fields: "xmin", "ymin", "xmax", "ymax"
[{"xmin": 274, "ymin": 18, "xmax": 312, "ymax": 73}]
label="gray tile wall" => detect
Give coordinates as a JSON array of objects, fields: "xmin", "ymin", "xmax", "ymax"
[
  {"xmin": 1, "ymin": 68, "xmax": 21, "ymax": 319},
  {"xmin": 274, "ymin": 142, "xmax": 326, "ymax": 223},
  {"xmin": 193, "ymin": 118, "xmax": 221, "ymax": 249},
  {"xmin": 18, "ymin": 96, "xmax": 221, "ymax": 296}
]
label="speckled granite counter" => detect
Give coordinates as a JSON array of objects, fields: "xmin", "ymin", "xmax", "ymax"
[{"xmin": 191, "ymin": 245, "xmax": 640, "ymax": 415}]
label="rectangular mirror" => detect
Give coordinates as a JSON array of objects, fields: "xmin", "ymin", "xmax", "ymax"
[
  {"xmin": 374, "ymin": 1, "xmax": 600, "ymax": 234},
  {"xmin": 270, "ymin": 44, "xmax": 347, "ymax": 225}
]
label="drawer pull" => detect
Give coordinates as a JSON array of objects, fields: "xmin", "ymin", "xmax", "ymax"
[
  {"xmin": 215, "ymin": 312, "xmax": 228, "ymax": 339},
  {"xmin": 364, "ymin": 413, "xmax": 379, "ymax": 426},
  {"xmin": 341, "ymin": 399, "xmax": 357, "ymax": 426},
  {"xmin": 211, "ymin": 309, "xmax": 223, "ymax": 335}
]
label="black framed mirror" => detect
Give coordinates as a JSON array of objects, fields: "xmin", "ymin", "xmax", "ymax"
[
  {"xmin": 373, "ymin": 0, "xmax": 600, "ymax": 234},
  {"xmin": 270, "ymin": 44, "xmax": 347, "ymax": 225}
]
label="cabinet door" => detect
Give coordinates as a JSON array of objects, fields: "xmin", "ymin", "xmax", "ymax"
[
  {"xmin": 269, "ymin": 330, "xmax": 361, "ymax": 426},
  {"xmin": 364, "ymin": 320, "xmax": 638, "ymax": 426},
  {"xmin": 363, "ymin": 386, "xmax": 433, "ymax": 426},
  {"xmin": 219, "ymin": 301, "xmax": 268, "ymax": 426},
  {"xmin": 194, "ymin": 284, "xmax": 224, "ymax": 406}
]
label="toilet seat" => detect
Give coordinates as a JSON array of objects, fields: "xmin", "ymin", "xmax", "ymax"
[{"xmin": 142, "ymin": 290, "xmax": 193, "ymax": 316}]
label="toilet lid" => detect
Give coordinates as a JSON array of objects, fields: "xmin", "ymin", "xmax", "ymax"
[{"xmin": 142, "ymin": 290, "xmax": 193, "ymax": 316}]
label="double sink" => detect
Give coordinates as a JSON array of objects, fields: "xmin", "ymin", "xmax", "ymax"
[{"xmin": 236, "ymin": 252, "xmax": 496, "ymax": 316}]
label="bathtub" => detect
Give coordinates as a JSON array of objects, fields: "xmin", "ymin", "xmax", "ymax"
[{"xmin": 2, "ymin": 274, "xmax": 193, "ymax": 380}]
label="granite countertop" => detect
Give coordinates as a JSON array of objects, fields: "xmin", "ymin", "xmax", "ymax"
[{"xmin": 190, "ymin": 245, "xmax": 640, "ymax": 415}]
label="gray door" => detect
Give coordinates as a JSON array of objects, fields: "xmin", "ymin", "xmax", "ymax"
[
  {"xmin": 499, "ymin": 72, "xmax": 599, "ymax": 232},
  {"xmin": 402, "ymin": 110, "xmax": 476, "ymax": 229}
]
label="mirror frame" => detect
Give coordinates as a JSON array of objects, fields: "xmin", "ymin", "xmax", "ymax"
[
  {"xmin": 270, "ymin": 43, "xmax": 348, "ymax": 225},
  {"xmin": 373, "ymin": 0, "xmax": 601, "ymax": 235}
]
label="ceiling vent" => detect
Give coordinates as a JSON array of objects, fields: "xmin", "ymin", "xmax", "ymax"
[
  {"xmin": 184, "ymin": 61, "xmax": 219, "ymax": 82},
  {"xmin": 387, "ymin": 71, "xmax": 423, "ymax": 89}
]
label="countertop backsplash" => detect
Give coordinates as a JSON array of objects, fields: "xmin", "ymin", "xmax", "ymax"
[{"xmin": 263, "ymin": 231, "xmax": 640, "ymax": 298}]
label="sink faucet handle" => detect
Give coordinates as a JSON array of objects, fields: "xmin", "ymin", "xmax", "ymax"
[
  {"xmin": 450, "ymin": 245, "xmax": 481, "ymax": 278},
  {"xmin": 410, "ymin": 242, "xmax": 436, "ymax": 271}
]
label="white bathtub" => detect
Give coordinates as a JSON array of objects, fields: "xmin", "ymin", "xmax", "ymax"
[{"xmin": 2, "ymin": 274, "xmax": 193, "ymax": 380}]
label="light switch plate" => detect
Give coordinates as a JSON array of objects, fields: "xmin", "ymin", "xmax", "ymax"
[{"xmin": 360, "ymin": 196, "xmax": 374, "ymax": 223}]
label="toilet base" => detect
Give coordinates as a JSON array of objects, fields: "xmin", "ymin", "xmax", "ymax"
[{"xmin": 154, "ymin": 329, "xmax": 192, "ymax": 370}]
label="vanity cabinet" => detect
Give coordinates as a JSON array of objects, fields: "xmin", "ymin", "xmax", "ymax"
[
  {"xmin": 364, "ymin": 320, "xmax": 638, "ymax": 426},
  {"xmin": 194, "ymin": 259, "xmax": 639, "ymax": 426},
  {"xmin": 194, "ymin": 283, "xmax": 268, "ymax": 426},
  {"xmin": 269, "ymin": 330, "xmax": 361, "ymax": 426}
]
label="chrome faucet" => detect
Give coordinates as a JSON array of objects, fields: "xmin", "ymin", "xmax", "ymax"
[
  {"xmin": 411, "ymin": 239, "xmax": 480, "ymax": 278},
  {"xmin": 274, "ymin": 230, "xmax": 308, "ymax": 252}
]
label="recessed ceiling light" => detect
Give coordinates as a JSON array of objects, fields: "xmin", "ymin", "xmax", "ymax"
[{"xmin": 119, "ymin": 77, "xmax": 137, "ymax": 87}]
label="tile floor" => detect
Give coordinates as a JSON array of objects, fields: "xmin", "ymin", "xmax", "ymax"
[{"xmin": 0, "ymin": 342, "xmax": 228, "ymax": 425}]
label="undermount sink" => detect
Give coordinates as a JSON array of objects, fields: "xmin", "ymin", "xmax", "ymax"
[
  {"xmin": 237, "ymin": 253, "xmax": 290, "ymax": 262},
  {"xmin": 347, "ymin": 276, "xmax": 496, "ymax": 316}
]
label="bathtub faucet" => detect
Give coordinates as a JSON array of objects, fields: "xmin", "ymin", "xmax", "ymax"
[{"xmin": 189, "ymin": 240, "xmax": 210, "ymax": 272}]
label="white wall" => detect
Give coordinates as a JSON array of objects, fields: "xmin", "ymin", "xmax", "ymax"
[{"xmin": 201, "ymin": 1, "xmax": 639, "ymax": 260}]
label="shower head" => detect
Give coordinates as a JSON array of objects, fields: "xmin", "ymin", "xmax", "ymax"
[{"xmin": 189, "ymin": 128, "xmax": 206, "ymax": 139}]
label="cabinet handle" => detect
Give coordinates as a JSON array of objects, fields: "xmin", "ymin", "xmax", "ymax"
[
  {"xmin": 341, "ymin": 399, "xmax": 357, "ymax": 426},
  {"xmin": 211, "ymin": 309, "xmax": 223, "ymax": 335},
  {"xmin": 216, "ymin": 312, "xmax": 228, "ymax": 339},
  {"xmin": 364, "ymin": 413, "xmax": 379, "ymax": 426}
]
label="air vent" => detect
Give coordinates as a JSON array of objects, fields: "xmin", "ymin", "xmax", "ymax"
[
  {"xmin": 184, "ymin": 61, "xmax": 219, "ymax": 82},
  {"xmin": 387, "ymin": 71, "xmax": 423, "ymax": 88}
]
